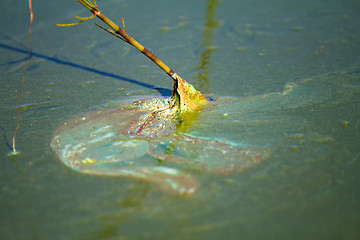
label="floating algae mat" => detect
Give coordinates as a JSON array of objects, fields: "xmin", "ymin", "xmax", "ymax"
[
  {"xmin": 51, "ymin": 69, "xmax": 341, "ymax": 196},
  {"xmin": 50, "ymin": 88, "xmax": 274, "ymax": 196},
  {"xmin": 50, "ymin": 98, "xmax": 272, "ymax": 196},
  {"xmin": 51, "ymin": 0, "xmax": 285, "ymax": 196}
]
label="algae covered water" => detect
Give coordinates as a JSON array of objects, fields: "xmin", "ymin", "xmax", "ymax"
[{"xmin": 1, "ymin": 0, "xmax": 359, "ymax": 239}]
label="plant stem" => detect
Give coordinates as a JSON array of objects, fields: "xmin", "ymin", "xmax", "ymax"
[
  {"xmin": 77, "ymin": 0, "xmax": 175, "ymax": 78},
  {"xmin": 76, "ymin": 0, "xmax": 209, "ymax": 112},
  {"xmin": 11, "ymin": 0, "xmax": 34, "ymax": 156}
]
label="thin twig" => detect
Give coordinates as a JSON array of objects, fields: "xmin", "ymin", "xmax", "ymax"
[
  {"xmin": 95, "ymin": 23, "xmax": 128, "ymax": 43},
  {"xmin": 12, "ymin": 0, "xmax": 34, "ymax": 155},
  {"xmin": 76, "ymin": 0, "xmax": 175, "ymax": 78}
]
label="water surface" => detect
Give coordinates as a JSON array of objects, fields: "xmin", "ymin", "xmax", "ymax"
[{"xmin": 1, "ymin": 0, "xmax": 359, "ymax": 239}]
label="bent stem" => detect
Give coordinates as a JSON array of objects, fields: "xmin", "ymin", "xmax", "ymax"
[
  {"xmin": 78, "ymin": 0, "xmax": 173, "ymax": 76},
  {"xmin": 62, "ymin": 0, "xmax": 209, "ymax": 113},
  {"xmin": 11, "ymin": 0, "xmax": 34, "ymax": 156}
]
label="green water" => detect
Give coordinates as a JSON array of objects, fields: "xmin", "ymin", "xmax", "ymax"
[{"xmin": 1, "ymin": 0, "xmax": 359, "ymax": 239}]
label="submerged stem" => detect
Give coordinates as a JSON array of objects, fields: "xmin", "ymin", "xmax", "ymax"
[{"xmin": 11, "ymin": 0, "xmax": 34, "ymax": 156}]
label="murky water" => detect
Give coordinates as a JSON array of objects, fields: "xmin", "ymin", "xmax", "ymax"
[{"xmin": 1, "ymin": 0, "xmax": 359, "ymax": 239}]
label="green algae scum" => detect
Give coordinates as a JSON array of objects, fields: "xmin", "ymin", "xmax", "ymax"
[{"xmin": 50, "ymin": 97, "xmax": 270, "ymax": 196}]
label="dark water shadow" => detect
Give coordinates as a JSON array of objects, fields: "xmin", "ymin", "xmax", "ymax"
[
  {"xmin": 0, "ymin": 43, "xmax": 172, "ymax": 97},
  {"xmin": 0, "ymin": 126, "xmax": 12, "ymax": 152}
]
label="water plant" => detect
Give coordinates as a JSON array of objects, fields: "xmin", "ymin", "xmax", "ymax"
[
  {"xmin": 52, "ymin": 0, "xmax": 270, "ymax": 196},
  {"xmin": 10, "ymin": 0, "xmax": 34, "ymax": 156},
  {"xmin": 58, "ymin": 0, "xmax": 209, "ymax": 118}
]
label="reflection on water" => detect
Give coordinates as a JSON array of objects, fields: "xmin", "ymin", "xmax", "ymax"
[{"xmin": 194, "ymin": 0, "xmax": 220, "ymax": 94}]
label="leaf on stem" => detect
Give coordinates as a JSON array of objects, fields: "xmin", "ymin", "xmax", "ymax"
[
  {"xmin": 57, "ymin": 0, "xmax": 98, "ymax": 27},
  {"xmin": 95, "ymin": 23, "xmax": 129, "ymax": 43},
  {"xmin": 56, "ymin": 14, "xmax": 96, "ymax": 27}
]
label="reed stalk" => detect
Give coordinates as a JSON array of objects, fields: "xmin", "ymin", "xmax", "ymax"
[{"xmin": 58, "ymin": 0, "xmax": 209, "ymax": 112}]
